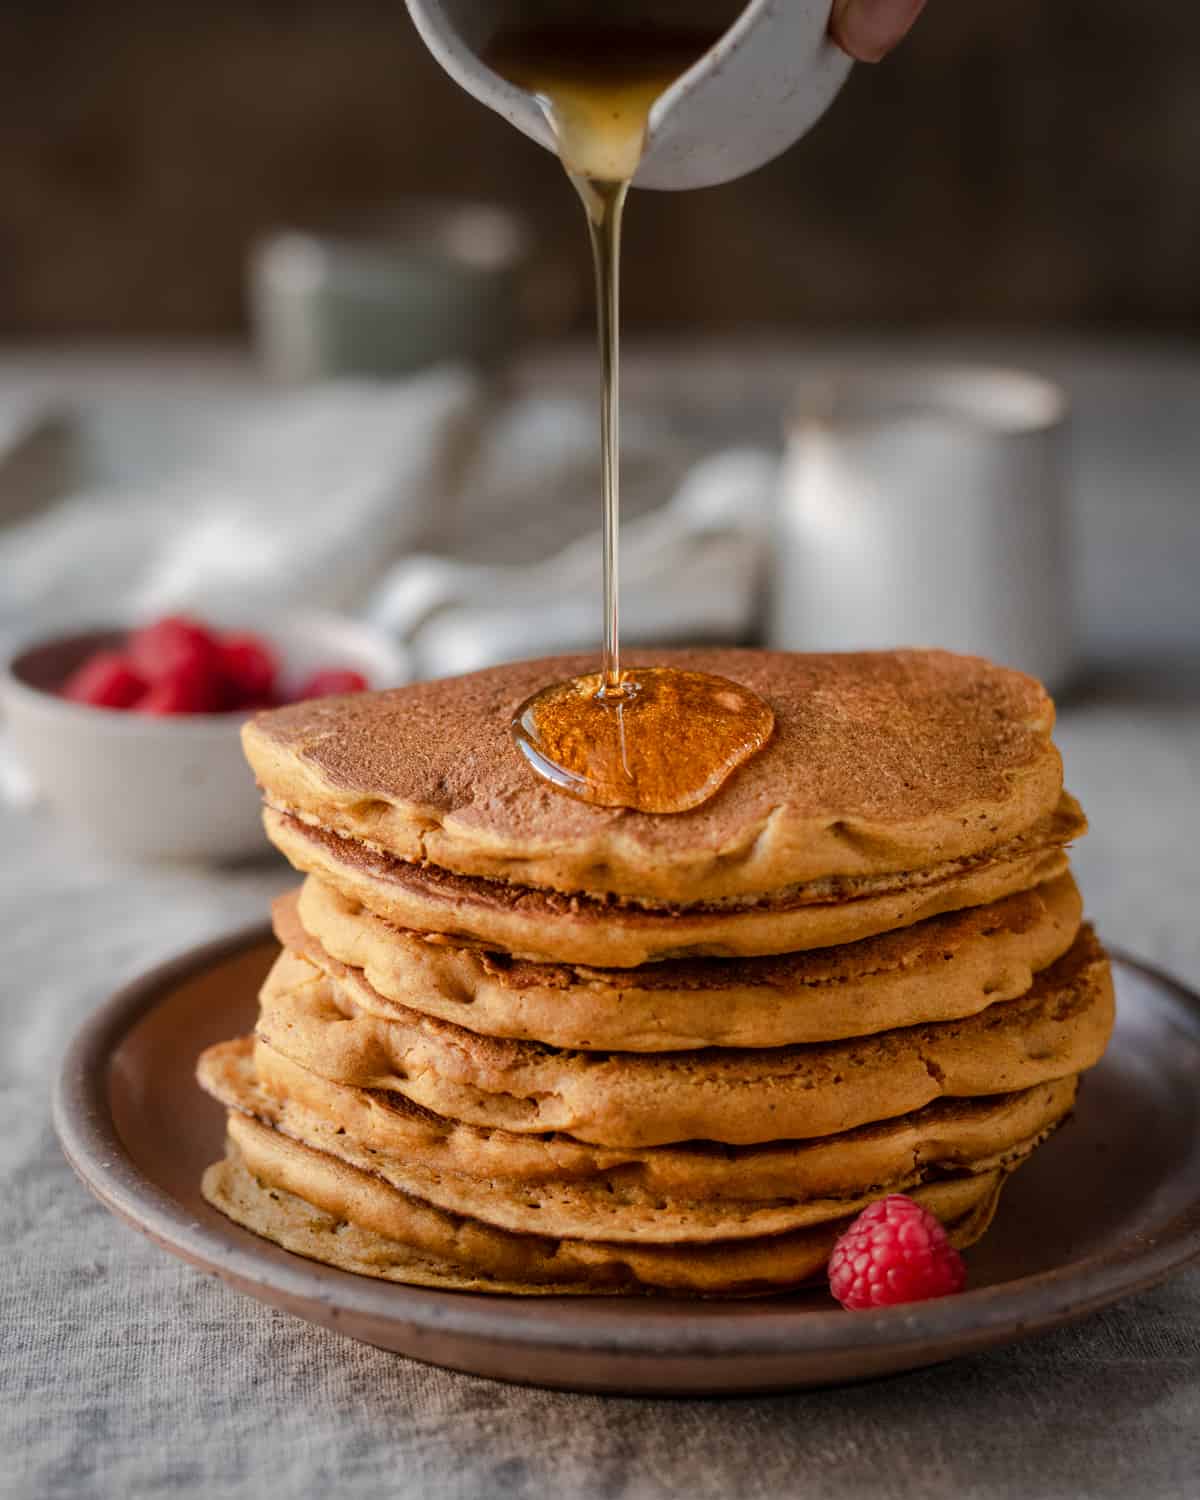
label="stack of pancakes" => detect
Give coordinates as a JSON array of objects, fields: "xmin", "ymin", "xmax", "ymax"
[{"xmin": 199, "ymin": 649, "xmax": 1114, "ymax": 1297}]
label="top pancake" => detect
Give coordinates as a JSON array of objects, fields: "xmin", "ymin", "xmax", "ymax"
[{"xmin": 244, "ymin": 648, "xmax": 1062, "ymax": 906}]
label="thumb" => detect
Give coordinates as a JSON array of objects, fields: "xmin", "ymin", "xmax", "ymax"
[{"xmin": 830, "ymin": 0, "xmax": 927, "ymax": 63}]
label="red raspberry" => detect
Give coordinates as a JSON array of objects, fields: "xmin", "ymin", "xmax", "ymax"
[
  {"xmin": 220, "ymin": 633, "xmax": 278, "ymax": 706},
  {"xmin": 295, "ymin": 668, "xmax": 369, "ymax": 700},
  {"xmin": 62, "ymin": 651, "xmax": 147, "ymax": 710},
  {"xmin": 137, "ymin": 660, "xmax": 226, "ymax": 715},
  {"xmin": 128, "ymin": 616, "xmax": 223, "ymax": 683},
  {"xmin": 828, "ymin": 1194, "xmax": 966, "ymax": 1310}
]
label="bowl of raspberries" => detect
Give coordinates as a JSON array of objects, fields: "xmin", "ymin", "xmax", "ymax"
[{"xmin": 1, "ymin": 612, "xmax": 408, "ymax": 861}]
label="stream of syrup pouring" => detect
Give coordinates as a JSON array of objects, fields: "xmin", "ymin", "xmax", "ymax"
[{"xmin": 487, "ymin": 19, "xmax": 775, "ymax": 814}]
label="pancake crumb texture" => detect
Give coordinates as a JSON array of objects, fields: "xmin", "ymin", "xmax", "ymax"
[{"xmin": 197, "ymin": 648, "xmax": 1113, "ymax": 1297}]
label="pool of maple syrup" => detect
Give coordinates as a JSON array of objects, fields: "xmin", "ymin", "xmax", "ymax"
[
  {"xmin": 512, "ymin": 666, "xmax": 774, "ymax": 815},
  {"xmin": 487, "ymin": 18, "xmax": 774, "ymax": 813}
]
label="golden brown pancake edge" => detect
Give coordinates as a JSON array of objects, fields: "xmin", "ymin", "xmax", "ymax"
[
  {"xmin": 263, "ymin": 800, "xmax": 1082, "ymax": 964},
  {"xmin": 284, "ymin": 870, "xmax": 1083, "ymax": 1049},
  {"xmin": 253, "ymin": 927, "xmax": 1114, "ymax": 1148},
  {"xmin": 204, "ymin": 1119, "xmax": 1010, "ymax": 1296},
  {"xmin": 243, "ymin": 648, "xmax": 1062, "ymax": 905},
  {"xmin": 199, "ymin": 1034, "xmax": 1076, "ymax": 1244}
]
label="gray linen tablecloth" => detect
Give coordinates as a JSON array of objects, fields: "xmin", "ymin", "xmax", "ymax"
[{"xmin": 4, "ymin": 678, "xmax": 1198, "ymax": 1500}]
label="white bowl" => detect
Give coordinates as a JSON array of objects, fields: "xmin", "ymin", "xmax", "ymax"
[{"xmin": 0, "ymin": 612, "xmax": 409, "ymax": 862}]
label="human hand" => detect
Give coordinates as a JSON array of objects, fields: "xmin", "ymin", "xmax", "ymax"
[{"xmin": 830, "ymin": 0, "xmax": 927, "ymax": 62}]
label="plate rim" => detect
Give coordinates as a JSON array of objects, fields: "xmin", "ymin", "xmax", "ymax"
[{"xmin": 52, "ymin": 923, "xmax": 1200, "ymax": 1366}]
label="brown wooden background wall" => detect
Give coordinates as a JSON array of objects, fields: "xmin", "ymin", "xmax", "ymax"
[{"xmin": 3, "ymin": 1, "xmax": 1198, "ymax": 338}]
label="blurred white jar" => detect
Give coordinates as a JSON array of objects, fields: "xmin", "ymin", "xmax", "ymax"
[
  {"xmin": 769, "ymin": 367, "xmax": 1074, "ymax": 693},
  {"xmin": 250, "ymin": 201, "xmax": 542, "ymax": 381}
]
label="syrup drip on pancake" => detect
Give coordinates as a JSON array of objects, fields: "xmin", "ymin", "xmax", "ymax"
[
  {"xmin": 512, "ymin": 667, "xmax": 774, "ymax": 813},
  {"xmin": 486, "ymin": 19, "xmax": 774, "ymax": 811}
]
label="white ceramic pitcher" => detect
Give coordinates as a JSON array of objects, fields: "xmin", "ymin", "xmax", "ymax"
[
  {"xmin": 404, "ymin": 0, "xmax": 853, "ymax": 190},
  {"xmin": 770, "ymin": 367, "xmax": 1076, "ymax": 693}
]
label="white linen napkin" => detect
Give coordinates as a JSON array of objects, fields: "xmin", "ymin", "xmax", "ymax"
[
  {"xmin": 370, "ymin": 447, "xmax": 775, "ymax": 677},
  {"xmin": 0, "ymin": 371, "xmax": 480, "ymax": 634},
  {"xmin": 0, "ymin": 371, "xmax": 775, "ymax": 678}
]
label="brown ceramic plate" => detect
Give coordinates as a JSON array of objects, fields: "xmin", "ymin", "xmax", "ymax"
[{"xmin": 53, "ymin": 928, "xmax": 1200, "ymax": 1396}]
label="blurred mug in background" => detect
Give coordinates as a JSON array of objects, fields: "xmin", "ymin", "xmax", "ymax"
[
  {"xmin": 249, "ymin": 200, "xmax": 571, "ymax": 381},
  {"xmin": 769, "ymin": 367, "xmax": 1074, "ymax": 693}
]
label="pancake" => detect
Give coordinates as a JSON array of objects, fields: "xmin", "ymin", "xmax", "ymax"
[
  {"xmin": 243, "ymin": 648, "xmax": 1062, "ymax": 907},
  {"xmin": 287, "ymin": 871, "xmax": 1083, "ymax": 1050},
  {"xmin": 256, "ymin": 927, "xmax": 1113, "ymax": 1148},
  {"xmin": 203, "ymin": 1118, "xmax": 1008, "ymax": 1296},
  {"xmin": 199, "ymin": 1035, "xmax": 1075, "ymax": 1243},
  {"xmin": 263, "ymin": 796, "xmax": 1084, "ymax": 965}
]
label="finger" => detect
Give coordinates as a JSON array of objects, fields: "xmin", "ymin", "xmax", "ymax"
[{"xmin": 830, "ymin": 0, "xmax": 927, "ymax": 63}]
